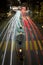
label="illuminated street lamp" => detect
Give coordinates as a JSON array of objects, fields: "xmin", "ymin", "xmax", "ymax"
[
  {"xmin": 42, "ymin": 25, "xmax": 43, "ymax": 28},
  {"xmin": 18, "ymin": 0, "xmax": 21, "ymax": 4},
  {"xmin": 19, "ymin": 49, "xmax": 22, "ymax": 53},
  {"xmin": 10, "ymin": 6, "xmax": 12, "ymax": 9}
]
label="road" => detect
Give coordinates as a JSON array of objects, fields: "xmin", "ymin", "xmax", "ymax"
[{"xmin": 0, "ymin": 10, "xmax": 43, "ymax": 65}]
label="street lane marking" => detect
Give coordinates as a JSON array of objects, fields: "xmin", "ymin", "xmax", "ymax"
[{"xmin": 34, "ymin": 41, "xmax": 38, "ymax": 50}]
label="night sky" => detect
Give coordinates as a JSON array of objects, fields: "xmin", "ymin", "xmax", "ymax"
[{"xmin": 0, "ymin": 0, "xmax": 43, "ymax": 12}]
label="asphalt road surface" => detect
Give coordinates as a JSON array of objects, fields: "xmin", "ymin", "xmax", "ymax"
[{"xmin": 0, "ymin": 11, "xmax": 43, "ymax": 65}]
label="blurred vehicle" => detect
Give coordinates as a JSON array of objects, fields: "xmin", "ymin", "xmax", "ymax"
[{"xmin": 10, "ymin": 6, "xmax": 18, "ymax": 11}]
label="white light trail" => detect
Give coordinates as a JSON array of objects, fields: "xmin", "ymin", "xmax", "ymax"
[
  {"xmin": 2, "ymin": 21, "xmax": 13, "ymax": 65},
  {"xmin": 10, "ymin": 10, "xmax": 21, "ymax": 65},
  {"xmin": 0, "ymin": 13, "xmax": 17, "ymax": 37},
  {"xmin": 1, "ymin": 10, "xmax": 22, "ymax": 65}
]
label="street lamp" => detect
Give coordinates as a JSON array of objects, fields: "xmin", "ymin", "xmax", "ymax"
[
  {"xmin": 18, "ymin": 0, "xmax": 21, "ymax": 4},
  {"xmin": 42, "ymin": 25, "xmax": 43, "ymax": 28}
]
